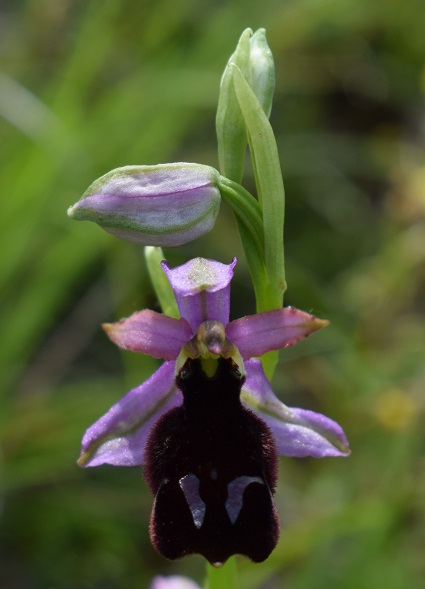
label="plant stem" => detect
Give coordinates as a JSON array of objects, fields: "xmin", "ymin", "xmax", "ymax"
[{"xmin": 205, "ymin": 557, "xmax": 237, "ymax": 589}]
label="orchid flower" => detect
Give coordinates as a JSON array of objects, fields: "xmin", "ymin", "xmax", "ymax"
[
  {"xmin": 78, "ymin": 257, "xmax": 349, "ymax": 469},
  {"xmin": 78, "ymin": 256, "xmax": 349, "ymax": 564}
]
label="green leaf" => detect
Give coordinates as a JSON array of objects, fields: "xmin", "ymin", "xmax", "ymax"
[{"xmin": 232, "ymin": 64, "xmax": 286, "ymax": 309}]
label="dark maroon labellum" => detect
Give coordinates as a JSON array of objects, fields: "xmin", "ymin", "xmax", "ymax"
[{"xmin": 143, "ymin": 357, "xmax": 279, "ymax": 565}]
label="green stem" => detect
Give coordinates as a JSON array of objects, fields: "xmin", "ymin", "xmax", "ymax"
[
  {"xmin": 234, "ymin": 220, "xmax": 279, "ymax": 379},
  {"xmin": 205, "ymin": 557, "xmax": 237, "ymax": 589},
  {"xmin": 234, "ymin": 216, "xmax": 268, "ymax": 312},
  {"xmin": 219, "ymin": 176, "xmax": 265, "ymax": 259}
]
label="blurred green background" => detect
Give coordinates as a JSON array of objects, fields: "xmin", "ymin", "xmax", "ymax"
[{"xmin": 1, "ymin": 0, "xmax": 424, "ymax": 587}]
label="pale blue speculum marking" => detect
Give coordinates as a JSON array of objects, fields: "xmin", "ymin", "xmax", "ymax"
[
  {"xmin": 225, "ymin": 476, "xmax": 264, "ymax": 524},
  {"xmin": 179, "ymin": 472, "xmax": 266, "ymax": 528},
  {"xmin": 179, "ymin": 474, "xmax": 206, "ymax": 529}
]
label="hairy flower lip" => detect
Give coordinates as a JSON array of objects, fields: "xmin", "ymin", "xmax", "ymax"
[{"xmin": 78, "ymin": 257, "xmax": 350, "ymax": 468}]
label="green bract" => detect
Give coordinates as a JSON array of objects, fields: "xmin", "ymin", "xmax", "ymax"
[{"xmin": 216, "ymin": 28, "xmax": 275, "ymax": 184}]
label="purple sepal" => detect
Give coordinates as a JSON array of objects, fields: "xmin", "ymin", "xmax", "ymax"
[
  {"xmin": 78, "ymin": 362, "xmax": 182, "ymax": 467},
  {"xmin": 242, "ymin": 359, "xmax": 350, "ymax": 458},
  {"xmin": 271, "ymin": 407, "xmax": 351, "ymax": 458},
  {"xmin": 161, "ymin": 257, "xmax": 237, "ymax": 330}
]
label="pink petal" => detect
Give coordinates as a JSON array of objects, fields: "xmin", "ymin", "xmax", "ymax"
[
  {"xmin": 103, "ymin": 310, "xmax": 192, "ymax": 359},
  {"xmin": 226, "ymin": 307, "xmax": 329, "ymax": 359}
]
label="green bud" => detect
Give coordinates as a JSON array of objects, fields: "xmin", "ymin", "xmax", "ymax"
[
  {"xmin": 216, "ymin": 28, "xmax": 276, "ymax": 183},
  {"xmin": 216, "ymin": 28, "xmax": 252, "ymax": 183},
  {"xmin": 249, "ymin": 28, "xmax": 275, "ymax": 119}
]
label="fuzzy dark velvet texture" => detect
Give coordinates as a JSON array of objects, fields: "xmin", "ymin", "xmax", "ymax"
[{"xmin": 143, "ymin": 357, "xmax": 279, "ymax": 565}]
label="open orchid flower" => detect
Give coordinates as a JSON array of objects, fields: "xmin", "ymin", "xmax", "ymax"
[
  {"xmin": 78, "ymin": 257, "xmax": 349, "ymax": 469},
  {"xmin": 78, "ymin": 256, "xmax": 349, "ymax": 565}
]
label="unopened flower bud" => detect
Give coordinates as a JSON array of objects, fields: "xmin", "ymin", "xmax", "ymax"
[
  {"xmin": 67, "ymin": 163, "xmax": 221, "ymax": 247},
  {"xmin": 216, "ymin": 28, "xmax": 252, "ymax": 183},
  {"xmin": 216, "ymin": 28, "xmax": 275, "ymax": 183},
  {"xmin": 249, "ymin": 28, "xmax": 275, "ymax": 118}
]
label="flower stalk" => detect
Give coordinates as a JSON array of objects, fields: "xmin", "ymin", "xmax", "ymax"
[{"xmin": 206, "ymin": 558, "xmax": 237, "ymax": 589}]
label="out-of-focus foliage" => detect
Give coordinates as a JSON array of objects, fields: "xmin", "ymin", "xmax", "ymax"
[{"xmin": 1, "ymin": 0, "xmax": 424, "ymax": 587}]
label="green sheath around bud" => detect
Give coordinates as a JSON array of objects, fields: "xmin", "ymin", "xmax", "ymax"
[{"xmin": 216, "ymin": 28, "xmax": 275, "ymax": 184}]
